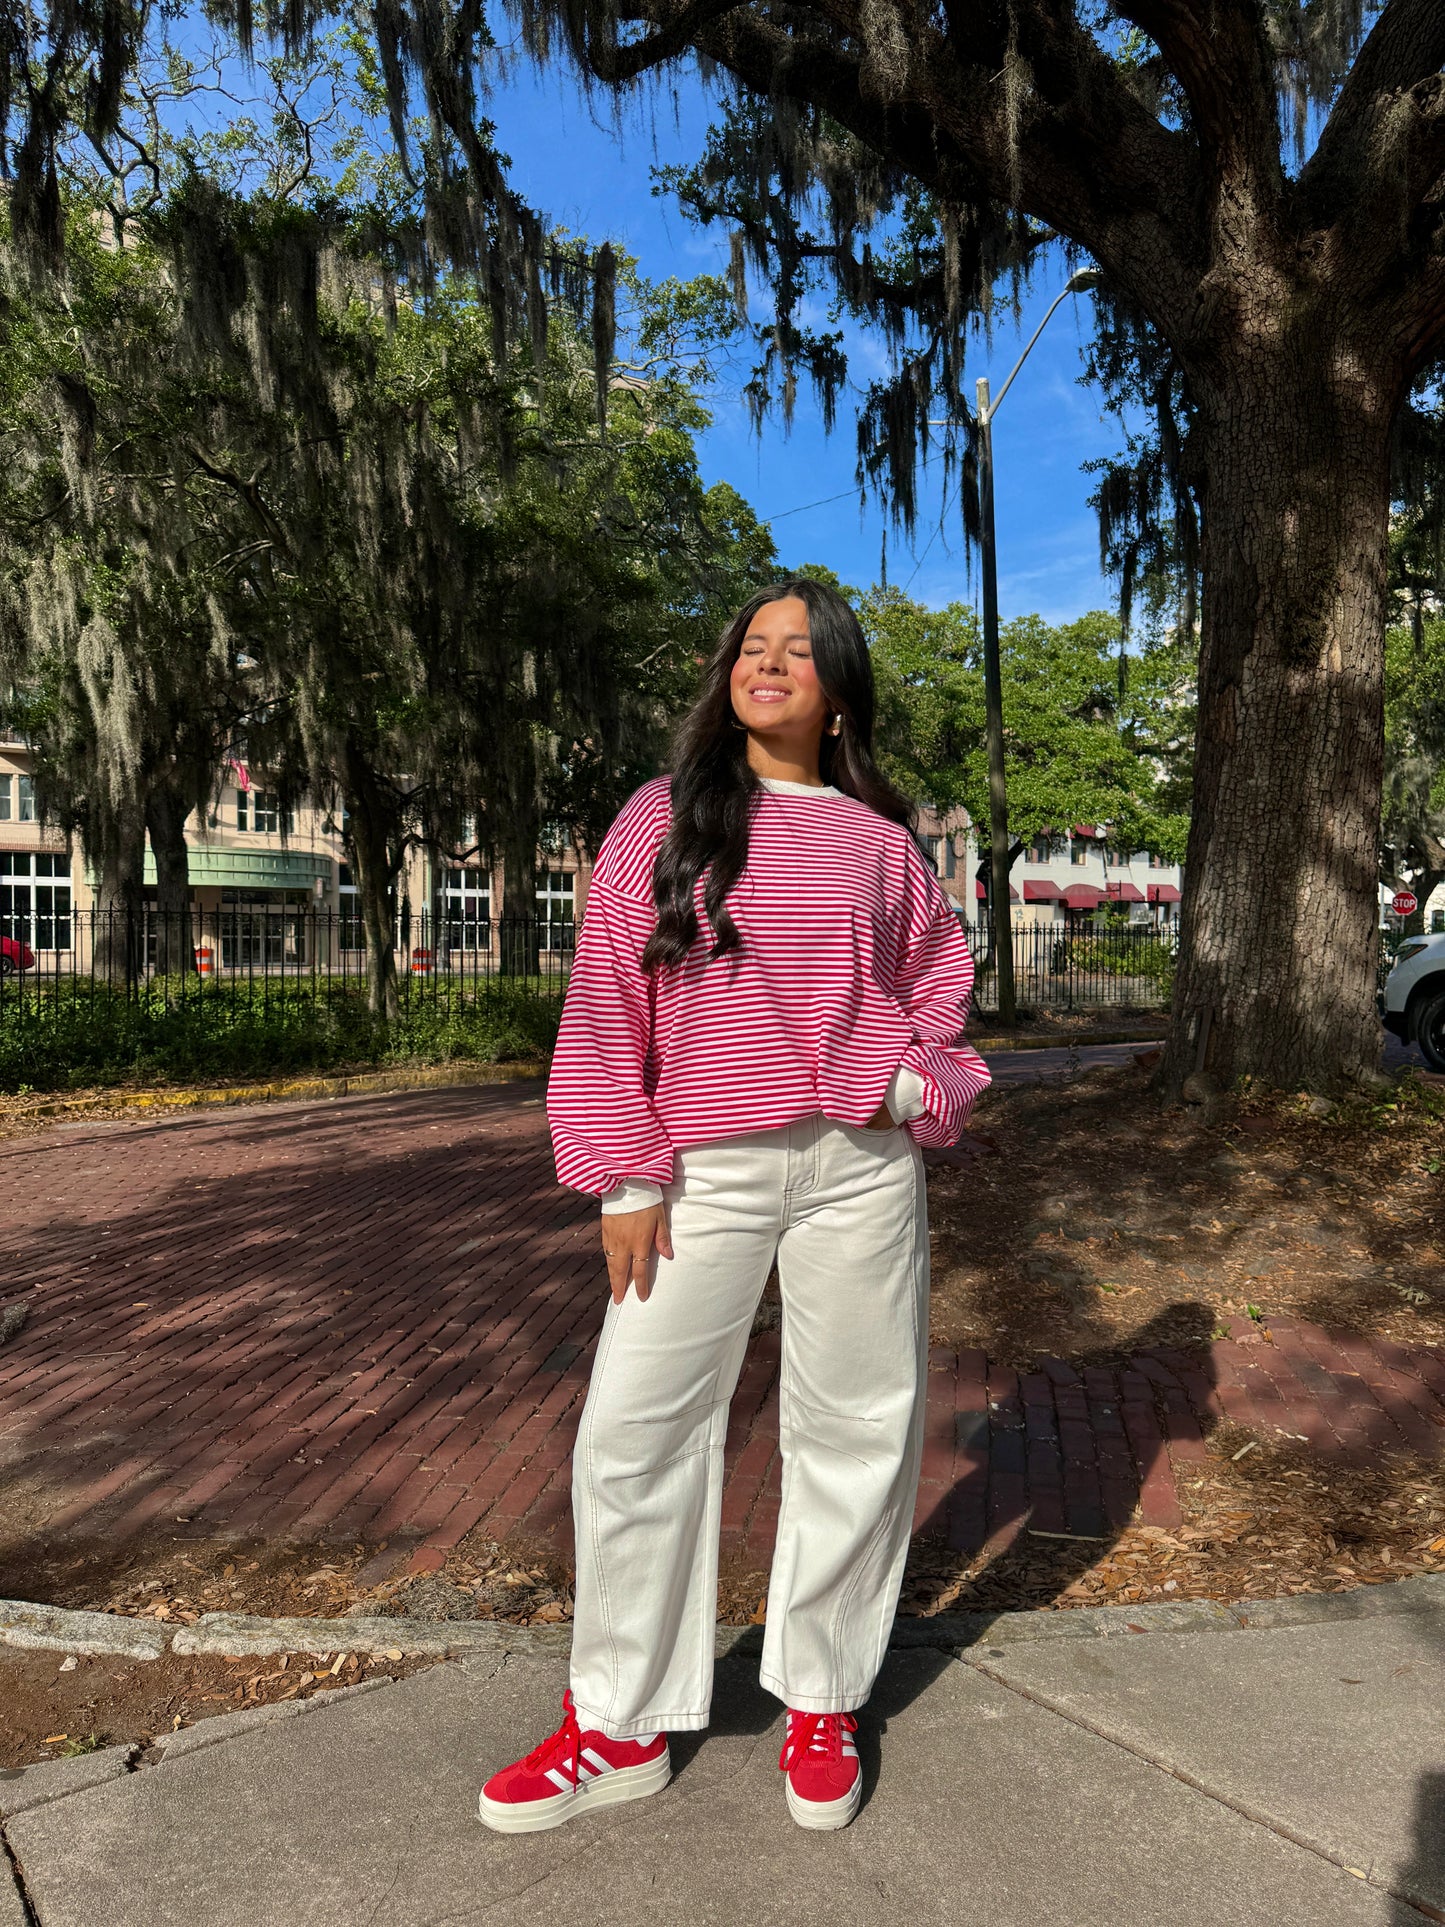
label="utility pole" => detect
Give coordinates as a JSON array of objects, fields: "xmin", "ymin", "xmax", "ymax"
[
  {"xmin": 975, "ymin": 375, "xmax": 1016, "ymax": 1026},
  {"xmin": 934, "ymin": 269, "xmax": 1100, "ymax": 1030}
]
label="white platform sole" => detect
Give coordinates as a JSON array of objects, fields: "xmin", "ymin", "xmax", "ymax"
[
  {"xmin": 785, "ymin": 1774, "xmax": 862, "ymax": 1832},
  {"xmin": 477, "ymin": 1748, "xmax": 672, "ymax": 1834}
]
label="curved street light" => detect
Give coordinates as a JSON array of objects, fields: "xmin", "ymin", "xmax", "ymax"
[{"xmin": 935, "ymin": 268, "xmax": 1101, "ymax": 1026}]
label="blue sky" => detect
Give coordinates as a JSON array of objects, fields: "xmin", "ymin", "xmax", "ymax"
[{"xmin": 479, "ymin": 54, "xmax": 1126, "ymax": 625}]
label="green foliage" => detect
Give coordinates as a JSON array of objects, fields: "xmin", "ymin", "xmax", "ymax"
[
  {"xmin": 1048, "ymin": 930, "xmax": 1177, "ymax": 1000},
  {"xmin": 1382, "ymin": 613, "xmax": 1445, "ymax": 915},
  {"xmin": 0, "ymin": 35, "xmax": 776, "ymax": 1007},
  {"xmin": 863, "ymin": 587, "xmax": 1192, "ymax": 859},
  {"xmin": 0, "ymin": 979, "xmax": 560, "ymax": 1093}
]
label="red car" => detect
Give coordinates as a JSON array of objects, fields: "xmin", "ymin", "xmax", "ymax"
[{"xmin": 0, "ymin": 935, "xmax": 35, "ymax": 978}]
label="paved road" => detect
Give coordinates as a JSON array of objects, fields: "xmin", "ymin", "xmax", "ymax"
[
  {"xmin": 5, "ymin": 1593, "xmax": 1444, "ymax": 1924},
  {"xmin": 2, "ymin": 1048, "xmax": 1441, "ymax": 1569}
]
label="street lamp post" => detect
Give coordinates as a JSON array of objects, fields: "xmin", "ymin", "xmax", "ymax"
[
  {"xmin": 946, "ymin": 269, "xmax": 1100, "ymax": 1028},
  {"xmin": 974, "ymin": 372, "xmax": 1015, "ymax": 1024}
]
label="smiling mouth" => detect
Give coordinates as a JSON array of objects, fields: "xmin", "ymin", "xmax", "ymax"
[{"xmin": 748, "ymin": 688, "xmax": 790, "ymax": 703}]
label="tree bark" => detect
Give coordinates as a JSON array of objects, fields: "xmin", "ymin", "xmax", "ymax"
[
  {"xmin": 499, "ymin": 806, "xmax": 540, "ymax": 980},
  {"xmin": 144, "ymin": 781, "xmax": 194, "ymax": 975},
  {"xmin": 1161, "ymin": 334, "xmax": 1392, "ymax": 1096},
  {"xmin": 342, "ymin": 751, "xmax": 400, "ymax": 1022},
  {"xmin": 91, "ymin": 802, "xmax": 146, "ymax": 988}
]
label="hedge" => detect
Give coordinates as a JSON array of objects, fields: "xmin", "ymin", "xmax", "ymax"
[{"xmin": 0, "ymin": 978, "xmax": 562, "ymax": 1094}]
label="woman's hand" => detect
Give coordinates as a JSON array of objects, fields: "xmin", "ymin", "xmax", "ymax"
[
  {"xmin": 600, "ymin": 1203, "xmax": 674, "ymax": 1305},
  {"xmin": 864, "ymin": 1101, "xmax": 896, "ymax": 1131}
]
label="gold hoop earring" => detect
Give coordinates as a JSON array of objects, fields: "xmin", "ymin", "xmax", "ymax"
[{"xmin": 829, "ymin": 715, "xmax": 843, "ymax": 736}]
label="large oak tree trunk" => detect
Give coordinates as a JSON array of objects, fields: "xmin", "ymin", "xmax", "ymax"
[
  {"xmin": 1162, "ymin": 336, "xmax": 1391, "ymax": 1096},
  {"xmin": 499, "ymin": 808, "xmax": 540, "ymax": 980},
  {"xmin": 145, "ymin": 781, "xmax": 194, "ymax": 975},
  {"xmin": 342, "ymin": 748, "xmax": 400, "ymax": 1022},
  {"xmin": 91, "ymin": 803, "xmax": 146, "ymax": 988}
]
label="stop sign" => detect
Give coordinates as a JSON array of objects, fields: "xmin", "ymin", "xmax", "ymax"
[{"xmin": 1392, "ymin": 890, "xmax": 1418, "ymax": 917}]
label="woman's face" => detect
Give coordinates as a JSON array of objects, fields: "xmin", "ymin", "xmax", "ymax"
[{"xmin": 729, "ymin": 596, "xmax": 830, "ymax": 745}]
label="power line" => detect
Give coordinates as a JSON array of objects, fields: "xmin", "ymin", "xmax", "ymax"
[
  {"xmin": 761, "ymin": 487, "xmax": 860, "ymax": 522},
  {"xmin": 903, "ymin": 477, "xmax": 962, "ymax": 592}
]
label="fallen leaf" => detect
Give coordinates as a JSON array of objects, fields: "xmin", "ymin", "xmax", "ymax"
[{"xmin": 43, "ymin": 1734, "xmax": 67, "ymax": 1745}]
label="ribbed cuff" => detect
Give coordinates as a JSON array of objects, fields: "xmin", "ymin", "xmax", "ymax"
[{"xmin": 600, "ymin": 1178, "xmax": 666, "ymax": 1215}]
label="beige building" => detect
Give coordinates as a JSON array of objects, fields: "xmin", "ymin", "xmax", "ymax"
[
  {"xmin": 0, "ymin": 736, "xmax": 584, "ymax": 972},
  {"xmin": 2, "ymin": 731, "xmax": 1177, "ymax": 971}
]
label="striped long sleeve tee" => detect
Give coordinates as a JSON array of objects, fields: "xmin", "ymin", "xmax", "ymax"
[{"xmin": 545, "ymin": 773, "xmax": 993, "ymax": 1198}]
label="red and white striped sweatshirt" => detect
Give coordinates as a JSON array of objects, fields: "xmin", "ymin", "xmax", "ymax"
[{"xmin": 545, "ymin": 773, "xmax": 992, "ymax": 1202}]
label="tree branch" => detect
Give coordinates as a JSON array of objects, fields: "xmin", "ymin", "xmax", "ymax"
[
  {"xmin": 1108, "ymin": 0, "xmax": 1281, "ymax": 191},
  {"xmin": 1303, "ymin": 0, "xmax": 1445, "ymax": 220},
  {"xmin": 613, "ymin": 0, "xmax": 1202, "ymax": 332}
]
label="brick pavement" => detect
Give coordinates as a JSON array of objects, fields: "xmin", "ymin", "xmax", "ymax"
[{"xmin": 1, "ymin": 1081, "xmax": 1442, "ymax": 1575}]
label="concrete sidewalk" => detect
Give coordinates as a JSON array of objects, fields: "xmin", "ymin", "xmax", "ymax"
[{"xmin": 3, "ymin": 1600, "xmax": 1442, "ymax": 1926}]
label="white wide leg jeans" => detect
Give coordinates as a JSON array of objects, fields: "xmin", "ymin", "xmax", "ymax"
[{"xmin": 569, "ymin": 1110, "xmax": 930, "ymax": 1738}]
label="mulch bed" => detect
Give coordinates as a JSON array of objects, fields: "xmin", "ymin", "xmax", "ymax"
[
  {"xmin": 927, "ymin": 1056, "xmax": 1445, "ymax": 1367},
  {"xmin": 0, "ymin": 1649, "xmax": 441, "ymax": 1774}
]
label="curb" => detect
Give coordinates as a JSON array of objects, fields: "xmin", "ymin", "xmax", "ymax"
[
  {"xmin": 0, "ymin": 1060, "xmax": 548, "ymax": 1125},
  {"xmin": 965, "ymin": 1031, "xmax": 1164, "ymax": 1054},
  {"xmin": 1, "ymin": 1033, "xmax": 1163, "ymax": 1124},
  {"xmin": 5, "ymin": 1573, "xmax": 1441, "ymax": 1666}
]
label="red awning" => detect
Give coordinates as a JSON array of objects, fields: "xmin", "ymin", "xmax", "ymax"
[
  {"xmin": 1023, "ymin": 880, "xmax": 1066, "ymax": 903},
  {"xmin": 1072, "ymin": 824, "xmax": 1100, "ymax": 838},
  {"xmin": 1147, "ymin": 883, "xmax": 1182, "ymax": 904},
  {"xmin": 1061, "ymin": 884, "xmax": 1105, "ymax": 909},
  {"xmin": 1105, "ymin": 881, "xmax": 1146, "ymax": 903},
  {"xmin": 974, "ymin": 879, "xmax": 1020, "ymax": 901}
]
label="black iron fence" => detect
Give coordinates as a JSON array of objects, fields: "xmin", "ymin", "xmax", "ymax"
[
  {"xmin": 0, "ymin": 905, "xmax": 1179, "ymax": 1016},
  {"xmin": 965, "ymin": 918, "xmax": 1176, "ymax": 1013},
  {"xmin": 0, "ymin": 907, "xmax": 577, "ymax": 1010}
]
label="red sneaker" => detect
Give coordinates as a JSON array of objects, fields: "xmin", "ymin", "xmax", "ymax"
[
  {"xmin": 779, "ymin": 1709, "xmax": 861, "ymax": 1830},
  {"xmin": 477, "ymin": 1690, "xmax": 671, "ymax": 1834}
]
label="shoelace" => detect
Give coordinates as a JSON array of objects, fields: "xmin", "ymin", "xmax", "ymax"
[
  {"xmin": 778, "ymin": 1710, "xmax": 857, "ymax": 1772},
  {"xmin": 524, "ymin": 1688, "xmax": 583, "ymax": 1784}
]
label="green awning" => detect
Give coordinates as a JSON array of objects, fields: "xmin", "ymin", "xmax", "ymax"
[{"xmin": 134, "ymin": 849, "xmax": 333, "ymax": 889}]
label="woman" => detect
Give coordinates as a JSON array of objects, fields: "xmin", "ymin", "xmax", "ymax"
[{"xmin": 478, "ymin": 577, "xmax": 990, "ymax": 1835}]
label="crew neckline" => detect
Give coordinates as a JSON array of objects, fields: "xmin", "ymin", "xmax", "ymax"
[{"xmin": 756, "ymin": 775, "xmax": 843, "ymax": 797}]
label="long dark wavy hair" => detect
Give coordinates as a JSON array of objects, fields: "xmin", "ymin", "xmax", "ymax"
[{"xmin": 640, "ymin": 577, "xmax": 917, "ymax": 972}]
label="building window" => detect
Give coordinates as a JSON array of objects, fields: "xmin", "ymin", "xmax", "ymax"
[
  {"xmin": 1071, "ymin": 839, "xmax": 1092, "ymax": 867},
  {"xmin": 443, "ymin": 867, "xmax": 491, "ymax": 951},
  {"xmin": 337, "ymin": 864, "xmax": 364, "ymax": 951},
  {"xmin": 537, "ymin": 869, "xmax": 575, "ymax": 951},
  {"xmin": 0, "ymin": 851, "xmax": 72, "ymax": 949},
  {"xmin": 218, "ymin": 889, "xmax": 308, "ymax": 968},
  {"xmin": 1, "ymin": 774, "xmax": 37, "ymax": 823},
  {"xmin": 1148, "ymin": 851, "xmax": 1169, "ymax": 869},
  {"xmin": 943, "ymin": 838, "xmax": 956, "ymax": 880},
  {"xmin": 920, "ymin": 834, "xmax": 940, "ymax": 873},
  {"xmin": 236, "ymin": 789, "xmax": 292, "ymax": 835},
  {"xmin": 1026, "ymin": 836, "xmax": 1051, "ymax": 865}
]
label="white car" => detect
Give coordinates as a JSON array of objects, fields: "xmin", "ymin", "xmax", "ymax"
[{"xmin": 1381, "ymin": 931, "xmax": 1445, "ymax": 1071}]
